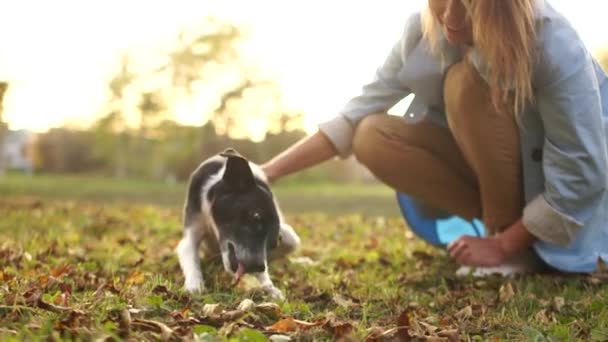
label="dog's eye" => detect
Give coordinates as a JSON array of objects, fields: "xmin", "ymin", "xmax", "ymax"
[{"xmin": 250, "ymin": 211, "xmax": 263, "ymax": 221}]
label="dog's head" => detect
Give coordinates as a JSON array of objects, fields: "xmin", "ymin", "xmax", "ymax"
[{"xmin": 211, "ymin": 149, "xmax": 280, "ymax": 275}]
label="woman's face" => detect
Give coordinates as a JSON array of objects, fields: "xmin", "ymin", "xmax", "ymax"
[{"xmin": 428, "ymin": 0, "xmax": 473, "ymax": 45}]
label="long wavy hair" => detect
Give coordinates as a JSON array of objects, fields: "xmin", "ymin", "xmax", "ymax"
[{"xmin": 422, "ymin": 0, "xmax": 540, "ymax": 116}]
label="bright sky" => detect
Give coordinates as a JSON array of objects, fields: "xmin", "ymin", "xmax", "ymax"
[{"xmin": 0, "ymin": 0, "xmax": 607, "ymax": 135}]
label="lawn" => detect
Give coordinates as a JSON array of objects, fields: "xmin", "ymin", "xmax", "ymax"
[{"xmin": 1, "ymin": 174, "xmax": 607, "ymax": 341}]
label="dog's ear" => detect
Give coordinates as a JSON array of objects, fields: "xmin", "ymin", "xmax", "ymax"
[
  {"xmin": 221, "ymin": 149, "xmax": 255, "ymax": 191},
  {"xmin": 219, "ymin": 148, "xmax": 240, "ymax": 158}
]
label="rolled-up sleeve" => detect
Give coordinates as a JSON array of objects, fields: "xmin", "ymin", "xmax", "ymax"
[
  {"xmin": 523, "ymin": 20, "xmax": 608, "ymax": 247},
  {"xmin": 318, "ymin": 13, "xmax": 419, "ymax": 157}
]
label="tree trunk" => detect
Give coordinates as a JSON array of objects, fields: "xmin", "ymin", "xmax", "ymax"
[{"xmin": 0, "ymin": 82, "xmax": 9, "ymax": 176}]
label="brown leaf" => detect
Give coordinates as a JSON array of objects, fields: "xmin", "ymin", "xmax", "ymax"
[
  {"xmin": 324, "ymin": 314, "xmax": 354, "ymax": 339},
  {"xmin": 498, "ymin": 282, "xmax": 515, "ymax": 303},
  {"xmin": 4, "ymin": 292, "xmax": 19, "ymax": 305},
  {"xmin": 267, "ymin": 318, "xmax": 299, "ymax": 332},
  {"xmin": 424, "ymin": 337, "xmax": 448, "ymax": 342},
  {"xmin": 118, "ymin": 308, "xmax": 131, "ymax": 338},
  {"xmin": 25, "ymin": 291, "xmax": 84, "ymax": 315},
  {"xmin": 131, "ymin": 257, "xmax": 144, "ymax": 267},
  {"xmin": 454, "ymin": 306, "xmax": 472, "ymax": 321},
  {"xmin": 553, "ymin": 296, "xmax": 565, "ymax": 312},
  {"xmin": 151, "ymin": 284, "xmax": 170, "ymax": 295},
  {"xmin": 534, "ymin": 309, "xmax": 550, "ymax": 324},
  {"xmin": 60, "ymin": 282, "xmax": 73, "ymax": 295},
  {"xmin": 132, "ymin": 318, "xmax": 173, "ymax": 341},
  {"xmin": 222, "ymin": 310, "xmax": 246, "ymax": 322},
  {"xmin": 396, "ymin": 309, "xmax": 413, "ymax": 341},
  {"xmin": 333, "ymin": 293, "xmax": 359, "ymax": 309},
  {"xmin": 419, "ymin": 321, "xmax": 438, "ymax": 334},
  {"xmin": 51, "ymin": 264, "xmax": 73, "ymax": 278},
  {"xmin": 0, "ymin": 328, "xmax": 17, "ymax": 336},
  {"xmin": 437, "ymin": 329, "xmax": 460, "ymax": 342},
  {"xmin": 237, "ymin": 298, "xmax": 256, "ymax": 312},
  {"xmin": 266, "ymin": 317, "xmax": 326, "ymax": 333},
  {"xmin": 255, "ymin": 302, "xmax": 282, "ymax": 319},
  {"xmin": 202, "ymin": 303, "xmax": 224, "ymax": 317},
  {"xmin": 363, "ymin": 327, "xmax": 387, "ymax": 342},
  {"xmin": 126, "ymin": 271, "xmax": 145, "ymax": 285}
]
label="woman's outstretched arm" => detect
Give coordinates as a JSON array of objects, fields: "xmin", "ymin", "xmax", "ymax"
[{"xmin": 261, "ymin": 131, "xmax": 338, "ymax": 183}]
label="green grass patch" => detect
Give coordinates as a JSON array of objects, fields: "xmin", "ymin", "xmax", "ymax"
[
  {"xmin": 1, "ymin": 197, "xmax": 607, "ymax": 341},
  {"xmin": 0, "ymin": 173, "xmax": 398, "ymax": 216}
]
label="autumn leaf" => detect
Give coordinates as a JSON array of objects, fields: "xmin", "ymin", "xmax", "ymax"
[
  {"xmin": 266, "ymin": 317, "xmax": 326, "ymax": 333},
  {"xmin": 266, "ymin": 318, "xmax": 299, "ymax": 333},
  {"xmin": 498, "ymin": 282, "xmax": 515, "ymax": 303},
  {"xmin": 454, "ymin": 306, "xmax": 473, "ymax": 321},
  {"xmin": 126, "ymin": 270, "xmax": 145, "ymax": 285},
  {"xmin": 396, "ymin": 309, "xmax": 413, "ymax": 341},
  {"xmin": 553, "ymin": 296, "xmax": 565, "ymax": 312}
]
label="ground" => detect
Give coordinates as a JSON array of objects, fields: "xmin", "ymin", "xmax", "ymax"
[{"xmin": 0, "ymin": 174, "xmax": 607, "ymax": 341}]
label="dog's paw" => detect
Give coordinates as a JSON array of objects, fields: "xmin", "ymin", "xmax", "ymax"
[
  {"xmin": 184, "ymin": 278, "xmax": 206, "ymax": 293},
  {"xmin": 264, "ymin": 286, "xmax": 284, "ymax": 300}
]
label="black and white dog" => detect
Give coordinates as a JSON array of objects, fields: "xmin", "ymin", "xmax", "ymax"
[{"xmin": 176, "ymin": 148, "xmax": 300, "ymax": 299}]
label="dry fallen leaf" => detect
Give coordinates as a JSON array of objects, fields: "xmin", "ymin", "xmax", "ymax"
[
  {"xmin": 266, "ymin": 317, "xmax": 326, "ymax": 333},
  {"xmin": 333, "ymin": 293, "xmax": 359, "ymax": 309},
  {"xmin": 534, "ymin": 309, "xmax": 550, "ymax": 324},
  {"xmin": 424, "ymin": 337, "xmax": 448, "ymax": 342},
  {"xmin": 290, "ymin": 256, "xmax": 317, "ymax": 266},
  {"xmin": 266, "ymin": 318, "xmax": 299, "ymax": 333},
  {"xmin": 396, "ymin": 310, "xmax": 413, "ymax": 341},
  {"xmin": 131, "ymin": 318, "xmax": 173, "ymax": 341},
  {"xmin": 221, "ymin": 310, "xmax": 246, "ymax": 321},
  {"xmin": 202, "ymin": 303, "xmax": 224, "ymax": 317},
  {"xmin": 499, "ymin": 282, "xmax": 515, "ymax": 303},
  {"xmin": 553, "ymin": 296, "xmax": 565, "ymax": 312},
  {"xmin": 419, "ymin": 321, "xmax": 439, "ymax": 334},
  {"xmin": 324, "ymin": 313, "xmax": 354, "ymax": 339},
  {"xmin": 437, "ymin": 329, "xmax": 460, "ymax": 342},
  {"xmin": 237, "ymin": 298, "xmax": 256, "ymax": 312},
  {"xmin": 256, "ymin": 302, "xmax": 282, "ymax": 319},
  {"xmin": 455, "ymin": 306, "xmax": 472, "ymax": 321},
  {"xmin": 125, "ymin": 271, "xmax": 145, "ymax": 285}
]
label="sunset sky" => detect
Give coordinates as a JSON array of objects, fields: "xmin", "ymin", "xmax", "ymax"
[{"xmin": 0, "ymin": 0, "xmax": 607, "ymax": 136}]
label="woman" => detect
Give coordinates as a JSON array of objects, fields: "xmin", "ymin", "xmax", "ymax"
[{"xmin": 261, "ymin": 0, "xmax": 608, "ymax": 273}]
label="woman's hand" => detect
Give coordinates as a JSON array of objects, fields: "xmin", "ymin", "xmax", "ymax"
[
  {"xmin": 447, "ymin": 218, "xmax": 537, "ymax": 266},
  {"xmin": 448, "ymin": 236, "xmax": 507, "ymax": 266}
]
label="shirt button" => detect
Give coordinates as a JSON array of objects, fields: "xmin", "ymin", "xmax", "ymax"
[{"xmin": 531, "ymin": 148, "xmax": 543, "ymax": 162}]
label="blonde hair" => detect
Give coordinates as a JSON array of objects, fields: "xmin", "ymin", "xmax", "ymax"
[{"xmin": 423, "ymin": 0, "xmax": 539, "ymax": 116}]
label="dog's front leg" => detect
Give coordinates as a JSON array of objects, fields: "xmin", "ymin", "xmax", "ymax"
[
  {"xmin": 254, "ymin": 270, "xmax": 284, "ymax": 300},
  {"xmin": 269, "ymin": 223, "xmax": 301, "ymax": 260},
  {"xmin": 177, "ymin": 228, "xmax": 205, "ymax": 292}
]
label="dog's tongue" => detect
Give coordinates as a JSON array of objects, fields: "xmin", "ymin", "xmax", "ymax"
[{"xmin": 231, "ymin": 262, "xmax": 246, "ymax": 287}]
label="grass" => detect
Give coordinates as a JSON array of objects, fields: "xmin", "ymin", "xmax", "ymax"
[
  {"xmin": 1, "ymin": 174, "xmax": 607, "ymax": 341},
  {"xmin": 0, "ymin": 173, "xmax": 399, "ymax": 216}
]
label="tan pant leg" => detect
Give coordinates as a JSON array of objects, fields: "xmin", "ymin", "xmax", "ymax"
[
  {"xmin": 444, "ymin": 59, "xmax": 524, "ymax": 233},
  {"xmin": 352, "ymin": 114, "xmax": 482, "ymax": 220}
]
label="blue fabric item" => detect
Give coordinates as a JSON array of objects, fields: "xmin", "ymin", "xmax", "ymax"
[{"xmin": 396, "ymin": 192, "xmax": 485, "ymax": 248}]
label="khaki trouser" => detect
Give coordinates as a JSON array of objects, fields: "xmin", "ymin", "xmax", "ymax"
[{"xmin": 352, "ymin": 59, "xmax": 524, "ymax": 234}]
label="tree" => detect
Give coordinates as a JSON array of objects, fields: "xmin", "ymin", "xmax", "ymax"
[
  {"xmin": 93, "ymin": 55, "xmax": 134, "ymax": 178},
  {"xmin": 156, "ymin": 19, "xmax": 287, "ymax": 139},
  {"xmin": 0, "ymin": 82, "xmax": 9, "ymax": 175}
]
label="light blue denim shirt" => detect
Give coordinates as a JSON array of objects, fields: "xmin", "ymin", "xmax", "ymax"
[{"xmin": 319, "ymin": 1, "xmax": 608, "ymax": 272}]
